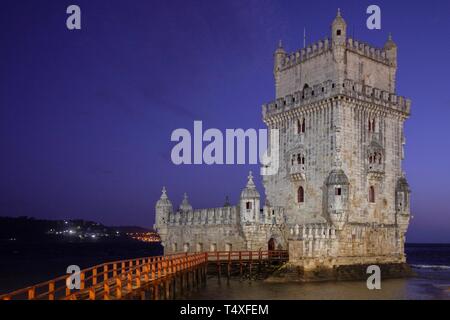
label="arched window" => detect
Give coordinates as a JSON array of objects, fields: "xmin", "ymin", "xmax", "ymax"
[
  {"xmin": 369, "ymin": 186, "xmax": 375, "ymax": 203},
  {"xmin": 246, "ymin": 201, "xmax": 252, "ymax": 210},
  {"xmin": 297, "ymin": 118, "xmax": 306, "ymax": 134},
  {"xmin": 297, "ymin": 186, "xmax": 305, "ymax": 203},
  {"xmin": 368, "ymin": 118, "xmax": 376, "ymax": 132}
]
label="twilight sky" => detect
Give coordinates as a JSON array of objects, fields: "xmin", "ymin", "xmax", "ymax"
[{"xmin": 0, "ymin": 0, "xmax": 449, "ymax": 243}]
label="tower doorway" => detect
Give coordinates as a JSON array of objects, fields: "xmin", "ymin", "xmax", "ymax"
[{"xmin": 268, "ymin": 238, "xmax": 275, "ymax": 251}]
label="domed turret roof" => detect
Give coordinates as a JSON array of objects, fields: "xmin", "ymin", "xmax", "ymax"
[
  {"xmin": 275, "ymin": 39, "xmax": 286, "ymax": 54},
  {"xmin": 224, "ymin": 196, "xmax": 231, "ymax": 207},
  {"xmin": 396, "ymin": 177, "xmax": 410, "ymax": 192},
  {"xmin": 384, "ymin": 33, "xmax": 397, "ymax": 50},
  {"xmin": 326, "ymin": 169, "xmax": 349, "ymax": 185},
  {"xmin": 156, "ymin": 187, "xmax": 173, "ymax": 208},
  {"xmin": 240, "ymin": 171, "xmax": 260, "ymax": 199},
  {"xmin": 332, "ymin": 8, "xmax": 346, "ymax": 27},
  {"xmin": 179, "ymin": 193, "xmax": 193, "ymax": 212}
]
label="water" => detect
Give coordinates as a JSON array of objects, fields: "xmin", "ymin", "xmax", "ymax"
[
  {"xmin": 183, "ymin": 244, "xmax": 450, "ymax": 300},
  {"xmin": 1, "ymin": 243, "xmax": 448, "ymax": 299},
  {"xmin": 0, "ymin": 240, "xmax": 163, "ymax": 293}
]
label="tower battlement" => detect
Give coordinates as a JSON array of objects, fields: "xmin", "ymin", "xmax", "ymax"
[
  {"xmin": 279, "ymin": 37, "xmax": 394, "ymax": 72},
  {"xmin": 263, "ymin": 78, "xmax": 411, "ymax": 120},
  {"xmin": 274, "ymin": 10, "xmax": 399, "ymax": 98}
]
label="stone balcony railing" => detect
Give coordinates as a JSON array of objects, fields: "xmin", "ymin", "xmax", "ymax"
[
  {"xmin": 289, "ymin": 223, "xmax": 337, "ymax": 240},
  {"xmin": 368, "ymin": 163, "xmax": 384, "ymax": 174},
  {"xmin": 290, "ymin": 164, "xmax": 306, "ymax": 175}
]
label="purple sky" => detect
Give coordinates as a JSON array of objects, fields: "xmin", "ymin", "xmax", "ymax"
[{"xmin": 1, "ymin": 0, "xmax": 449, "ymax": 243}]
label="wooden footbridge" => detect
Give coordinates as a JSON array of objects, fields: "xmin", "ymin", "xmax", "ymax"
[{"xmin": 0, "ymin": 250, "xmax": 288, "ymax": 300}]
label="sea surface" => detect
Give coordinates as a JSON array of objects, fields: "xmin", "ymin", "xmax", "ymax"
[
  {"xmin": 183, "ymin": 244, "xmax": 450, "ymax": 300},
  {"xmin": 0, "ymin": 240, "xmax": 163, "ymax": 294},
  {"xmin": 0, "ymin": 243, "xmax": 448, "ymax": 299}
]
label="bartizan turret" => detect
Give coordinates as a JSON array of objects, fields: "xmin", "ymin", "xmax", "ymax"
[
  {"xmin": 154, "ymin": 187, "xmax": 173, "ymax": 248},
  {"xmin": 326, "ymin": 169, "xmax": 349, "ymax": 230},
  {"xmin": 331, "ymin": 8, "xmax": 347, "ymax": 69},
  {"xmin": 384, "ymin": 33, "xmax": 397, "ymax": 66},
  {"xmin": 395, "ymin": 176, "xmax": 411, "ymax": 232},
  {"xmin": 240, "ymin": 171, "xmax": 260, "ymax": 223}
]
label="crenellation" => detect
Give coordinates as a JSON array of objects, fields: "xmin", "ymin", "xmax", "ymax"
[{"xmin": 263, "ymin": 79, "xmax": 411, "ymax": 120}]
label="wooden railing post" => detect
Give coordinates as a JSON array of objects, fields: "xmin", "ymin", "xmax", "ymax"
[
  {"xmin": 49, "ymin": 282, "xmax": 55, "ymax": 300},
  {"xmin": 116, "ymin": 277, "xmax": 122, "ymax": 299},
  {"xmin": 104, "ymin": 265, "xmax": 109, "ymax": 282},
  {"xmin": 92, "ymin": 268, "xmax": 97, "ymax": 286},
  {"xmin": 80, "ymin": 271, "xmax": 85, "ymax": 290},
  {"xmin": 104, "ymin": 282, "xmax": 110, "ymax": 300},
  {"xmin": 151, "ymin": 260, "xmax": 156, "ymax": 280},
  {"xmin": 136, "ymin": 268, "xmax": 141, "ymax": 288},
  {"xmin": 144, "ymin": 264, "xmax": 150, "ymax": 282},
  {"xmin": 127, "ymin": 273, "xmax": 132, "ymax": 292},
  {"xmin": 113, "ymin": 263, "xmax": 117, "ymax": 277},
  {"xmin": 65, "ymin": 276, "xmax": 71, "ymax": 297},
  {"xmin": 89, "ymin": 287, "xmax": 96, "ymax": 300}
]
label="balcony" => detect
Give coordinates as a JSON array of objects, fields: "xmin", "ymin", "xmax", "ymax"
[
  {"xmin": 367, "ymin": 163, "xmax": 384, "ymax": 179},
  {"xmin": 290, "ymin": 164, "xmax": 306, "ymax": 180}
]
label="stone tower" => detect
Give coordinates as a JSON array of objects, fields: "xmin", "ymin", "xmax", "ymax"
[
  {"xmin": 262, "ymin": 9, "xmax": 411, "ymax": 271},
  {"xmin": 155, "ymin": 10, "xmax": 412, "ymax": 278}
]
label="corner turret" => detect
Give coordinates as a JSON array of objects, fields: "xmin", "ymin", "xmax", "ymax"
[
  {"xmin": 326, "ymin": 169, "xmax": 349, "ymax": 230},
  {"xmin": 179, "ymin": 192, "xmax": 193, "ymax": 212},
  {"xmin": 274, "ymin": 40, "xmax": 286, "ymax": 73},
  {"xmin": 384, "ymin": 33, "xmax": 397, "ymax": 66},
  {"xmin": 240, "ymin": 171, "xmax": 260, "ymax": 223},
  {"xmin": 155, "ymin": 187, "xmax": 173, "ymax": 251},
  {"xmin": 331, "ymin": 8, "xmax": 347, "ymax": 45}
]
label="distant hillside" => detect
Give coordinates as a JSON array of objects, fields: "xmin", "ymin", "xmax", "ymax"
[
  {"xmin": 0, "ymin": 216, "xmax": 152, "ymax": 242},
  {"xmin": 112, "ymin": 226, "xmax": 153, "ymax": 233}
]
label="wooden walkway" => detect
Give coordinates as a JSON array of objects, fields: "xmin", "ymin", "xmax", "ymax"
[{"xmin": 0, "ymin": 250, "xmax": 288, "ymax": 300}]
